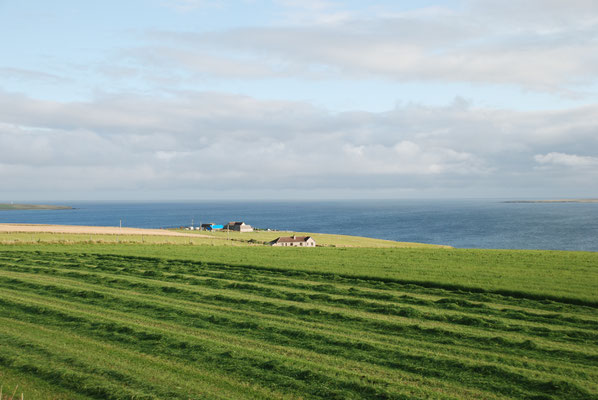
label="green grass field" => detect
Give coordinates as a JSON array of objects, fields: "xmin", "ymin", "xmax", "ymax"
[{"xmin": 1, "ymin": 238, "xmax": 597, "ymax": 399}]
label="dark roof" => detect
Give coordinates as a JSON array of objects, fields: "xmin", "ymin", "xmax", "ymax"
[{"xmin": 272, "ymin": 236, "xmax": 312, "ymax": 243}]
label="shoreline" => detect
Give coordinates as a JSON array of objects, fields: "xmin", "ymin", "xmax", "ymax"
[
  {"xmin": 0, "ymin": 204, "xmax": 72, "ymax": 210},
  {"xmin": 503, "ymin": 199, "xmax": 598, "ymax": 203}
]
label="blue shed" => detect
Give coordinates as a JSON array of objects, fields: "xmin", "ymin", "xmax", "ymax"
[{"xmin": 201, "ymin": 223, "xmax": 224, "ymax": 231}]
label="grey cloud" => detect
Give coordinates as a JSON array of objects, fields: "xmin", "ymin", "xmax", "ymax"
[
  {"xmin": 1, "ymin": 90, "xmax": 597, "ymax": 198},
  {"xmin": 467, "ymin": 0, "xmax": 598, "ymax": 29},
  {"xmin": 534, "ymin": 152, "xmax": 598, "ymax": 167},
  {"xmin": 0, "ymin": 124, "xmax": 143, "ymax": 167}
]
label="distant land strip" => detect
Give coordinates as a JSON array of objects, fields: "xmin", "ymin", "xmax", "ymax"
[
  {"xmin": 0, "ymin": 203, "xmax": 73, "ymax": 210},
  {"xmin": 503, "ymin": 199, "xmax": 598, "ymax": 203}
]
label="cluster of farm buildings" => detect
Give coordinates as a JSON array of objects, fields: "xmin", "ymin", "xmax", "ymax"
[
  {"xmin": 199, "ymin": 221, "xmax": 254, "ymax": 232},
  {"xmin": 189, "ymin": 221, "xmax": 316, "ymax": 247}
]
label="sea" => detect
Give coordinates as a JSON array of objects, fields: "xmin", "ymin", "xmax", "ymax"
[{"xmin": 1, "ymin": 199, "xmax": 597, "ymax": 252}]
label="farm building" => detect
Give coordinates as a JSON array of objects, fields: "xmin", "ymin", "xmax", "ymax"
[
  {"xmin": 270, "ymin": 236, "xmax": 316, "ymax": 247},
  {"xmin": 201, "ymin": 223, "xmax": 224, "ymax": 231},
  {"xmin": 223, "ymin": 221, "xmax": 254, "ymax": 232}
]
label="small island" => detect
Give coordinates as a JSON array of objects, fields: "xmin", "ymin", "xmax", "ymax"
[
  {"xmin": 0, "ymin": 203, "xmax": 72, "ymax": 210},
  {"xmin": 503, "ymin": 199, "xmax": 598, "ymax": 203}
]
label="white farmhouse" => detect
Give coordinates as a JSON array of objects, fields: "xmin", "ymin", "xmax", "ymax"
[{"xmin": 269, "ymin": 235, "xmax": 316, "ymax": 247}]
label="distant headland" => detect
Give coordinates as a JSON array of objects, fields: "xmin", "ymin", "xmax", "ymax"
[
  {"xmin": 503, "ymin": 199, "xmax": 598, "ymax": 204},
  {"xmin": 0, "ymin": 203, "xmax": 73, "ymax": 210}
]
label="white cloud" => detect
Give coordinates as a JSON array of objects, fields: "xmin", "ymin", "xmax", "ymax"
[
  {"xmin": 534, "ymin": 152, "xmax": 598, "ymax": 167},
  {"xmin": 162, "ymin": 0, "xmax": 223, "ymax": 12},
  {"xmin": 1, "ymin": 89, "xmax": 596, "ymax": 198},
  {"xmin": 135, "ymin": 1, "xmax": 598, "ymax": 93},
  {"xmin": 0, "ymin": 67, "xmax": 67, "ymax": 83},
  {"xmin": 275, "ymin": 0, "xmax": 335, "ymax": 11},
  {"xmin": 341, "ymin": 140, "xmax": 485, "ymax": 175},
  {"xmin": 273, "ymin": 0, "xmax": 352, "ymax": 26}
]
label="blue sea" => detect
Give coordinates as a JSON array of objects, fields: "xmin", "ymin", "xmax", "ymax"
[{"xmin": 1, "ymin": 200, "xmax": 597, "ymax": 251}]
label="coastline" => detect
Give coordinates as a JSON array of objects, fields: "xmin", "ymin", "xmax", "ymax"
[
  {"xmin": 503, "ymin": 199, "xmax": 598, "ymax": 203},
  {"xmin": 0, "ymin": 203, "xmax": 72, "ymax": 210}
]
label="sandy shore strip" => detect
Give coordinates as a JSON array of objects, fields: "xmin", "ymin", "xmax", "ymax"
[{"xmin": 0, "ymin": 223, "xmax": 209, "ymax": 237}]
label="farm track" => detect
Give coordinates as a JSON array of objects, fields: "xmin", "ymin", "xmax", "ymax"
[{"xmin": 0, "ymin": 250, "xmax": 597, "ymax": 399}]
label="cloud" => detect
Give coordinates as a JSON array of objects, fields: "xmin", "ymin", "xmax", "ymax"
[
  {"xmin": 342, "ymin": 140, "xmax": 486, "ymax": 175},
  {"xmin": 161, "ymin": 0, "xmax": 223, "ymax": 12},
  {"xmin": 0, "ymin": 67, "xmax": 67, "ymax": 83},
  {"xmin": 534, "ymin": 152, "xmax": 598, "ymax": 167},
  {"xmin": 133, "ymin": 2, "xmax": 598, "ymax": 93},
  {"xmin": 467, "ymin": 0, "xmax": 598, "ymax": 29},
  {"xmin": 273, "ymin": 0, "xmax": 353, "ymax": 25},
  {"xmin": 1, "ymin": 89, "xmax": 597, "ymax": 198}
]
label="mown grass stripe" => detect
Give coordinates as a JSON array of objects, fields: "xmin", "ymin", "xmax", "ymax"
[
  {"xmin": 0, "ymin": 293, "xmax": 423, "ymax": 400},
  {"xmin": 1, "ymin": 279, "xmax": 596, "ymax": 400},
  {"xmin": 1, "ymin": 269, "xmax": 596, "ymax": 368},
  {"xmin": 2, "ymin": 294, "xmax": 591, "ymax": 400},
  {"xmin": 8, "ymin": 266, "xmax": 592, "ymax": 383},
  {"xmin": 4, "ymin": 259, "xmax": 598, "ymax": 344},
  {"xmin": 1, "ymin": 249, "xmax": 597, "ymax": 399},
  {"xmin": 4, "ymin": 251, "xmax": 597, "ymax": 321},
  {"xmin": 4, "ymin": 249, "xmax": 598, "ymax": 307},
  {"xmin": 3, "ymin": 270, "xmax": 595, "ymax": 382},
  {"xmin": 10, "ymin": 255, "xmax": 598, "ymax": 341},
  {"xmin": 0, "ymin": 319, "xmax": 276, "ymax": 400}
]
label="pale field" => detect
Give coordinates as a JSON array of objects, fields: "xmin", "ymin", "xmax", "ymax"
[
  {"xmin": 187, "ymin": 229, "xmax": 449, "ymax": 248},
  {"xmin": 0, "ymin": 224, "xmax": 445, "ymax": 248},
  {"xmin": 0, "ymin": 224, "xmax": 206, "ymax": 237}
]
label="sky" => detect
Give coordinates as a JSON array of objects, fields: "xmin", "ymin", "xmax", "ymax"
[{"xmin": 1, "ymin": 0, "xmax": 597, "ymax": 201}]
